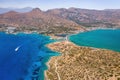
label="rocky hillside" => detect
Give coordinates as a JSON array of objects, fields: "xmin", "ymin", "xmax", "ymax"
[
  {"xmin": 46, "ymin": 8, "xmax": 120, "ymax": 28},
  {"xmin": 1, "ymin": 7, "xmax": 120, "ymax": 35},
  {"xmin": 0, "ymin": 8, "xmax": 84, "ymax": 35}
]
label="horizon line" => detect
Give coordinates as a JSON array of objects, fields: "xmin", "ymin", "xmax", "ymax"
[{"xmin": 0, "ymin": 7, "xmax": 120, "ymax": 11}]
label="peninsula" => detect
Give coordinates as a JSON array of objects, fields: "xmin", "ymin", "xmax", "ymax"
[
  {"xmin": 46, "ymin": 41, "xmax": 120, "ymax": 80},
  {"xmin": 0, "ymin": 8, "xmax": 120, "ymax": 80}
]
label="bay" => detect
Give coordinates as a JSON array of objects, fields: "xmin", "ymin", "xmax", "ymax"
[{"xmin": 70, "ymin": 29, "xmax": 120, "ymax": 52}]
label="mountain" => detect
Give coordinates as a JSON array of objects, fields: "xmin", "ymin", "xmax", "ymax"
[
  {"xmin": 1, "ymin": 7, "xmax": 120, "ymax": 35},
  {"xmin": 46, "ymin": 8, "xmax": 120, "ymax": 28},
  {"xmin": 0, "ymin": 7, "xmax": 33, "ymax": 14},
  {"xmin": 0, "ymin": 8, "xmax": 84, "ymax": 35}
]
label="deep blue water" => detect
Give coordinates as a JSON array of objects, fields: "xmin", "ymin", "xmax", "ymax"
[
  {"xmin": 70, "ymin": 29, "xmax": 120, "ymax": 52},
  {"xmin": 0, "ymin": 32, "xmax": 59, "ymax": 80}
]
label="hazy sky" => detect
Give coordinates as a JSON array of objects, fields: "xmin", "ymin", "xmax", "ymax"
[{"xmin": 0, "ymin": 0, "xmax": 120, "ymax": 10}]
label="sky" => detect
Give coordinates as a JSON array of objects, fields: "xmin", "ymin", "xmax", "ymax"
[{"xmin": 0, "ymin": 0, "xmax": 120, "ymax": 10}]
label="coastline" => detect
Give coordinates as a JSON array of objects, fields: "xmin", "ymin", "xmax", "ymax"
[
  {"xmin": 45, "ymin": 40, "xmax": 120, "ymax": 80},
  {"xmin": 44, "ymin": 44, "xmax": 61, "ymax": 80},
  {"xmin": 69, "ymin": 28, "xmax": 120, "ymax": 52},
  {"xmin": 0, "ymin": 31, "xmax": 60, "ymax": 80},
  {"xmin": 44, "ymin": 59, "xmax": 50, "ymax": 80},
  {"xmin": 45, "ymin": 28, "xmax": 120, "ymax": 80},
  {"xmin": 1, "ymin": 27, "xmax": 120, "ymax": 80}
]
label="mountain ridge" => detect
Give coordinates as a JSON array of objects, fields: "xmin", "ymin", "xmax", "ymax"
[
  {"xmin": 0, "ymin": 8, "xmax": 84, "ymax": 35},
  {"xmin": 46, "ymin": 8, "xmax": 120, "ymax": 28},
  {"xmin": 0, "ymin": 7, "xmax": 120, "ymax": 35},
  {"xmin": 0, "ymin": 7, "xmax": 33, "ymax": 14}
]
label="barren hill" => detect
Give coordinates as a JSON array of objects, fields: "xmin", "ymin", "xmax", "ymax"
[
  {"xmin": 0, "ymin": 8, "xmax": 84, "ymax": 35},
  {"xmin": 1, "ymin": 7, "xmax": 120, "ymax": 35},
  {"xmin": 46, "ymin": 8, "xmax": 120, "ymax": 28}
]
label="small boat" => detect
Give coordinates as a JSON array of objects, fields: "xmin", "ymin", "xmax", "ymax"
[{"xmin": 15, "ymin": 46, "xmax": 20, "ymax": 51}]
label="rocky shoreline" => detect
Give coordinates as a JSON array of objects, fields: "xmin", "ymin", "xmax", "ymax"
[
  {"xmin": 0, "ymin": 28, "xmax": 120, "ymax": 80},
  {"xmin": 45, "ymin": 41, "xmax": 120, "ymax": 80}
]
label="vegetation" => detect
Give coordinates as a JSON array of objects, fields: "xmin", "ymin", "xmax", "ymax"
[{"xmin": 46, "ymin": 41, "xmax": 120, "ymax": 80}]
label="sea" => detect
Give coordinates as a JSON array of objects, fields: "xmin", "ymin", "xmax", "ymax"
[
  {"xmin": 0, "ymin": 32, "xmax": 59, "ymax": 80},
  {"xmin": 70, "ymin": 29, "xmax": 120, "ymax": 52},
  {"xmin": 0, "ymin": 29, "xmax": 120, "ymax": 80}
]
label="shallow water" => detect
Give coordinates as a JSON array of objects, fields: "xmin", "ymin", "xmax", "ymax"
[{"xmin": 70, "ymin": 29, "xmax": 120, "ymax": 52}]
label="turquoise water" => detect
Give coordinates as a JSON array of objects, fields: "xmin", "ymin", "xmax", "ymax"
[
  {"xmin": 70, "ymin": 29, "xmax": 120, "ymax": 52},
  {"xmin": 0, "ymin": 32, "xmax": 59, "ymax": 80}
]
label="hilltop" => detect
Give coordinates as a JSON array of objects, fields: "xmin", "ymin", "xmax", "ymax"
[{"xmin": 47, "ymin": 8, "xmax": 120, "ymax": 28}]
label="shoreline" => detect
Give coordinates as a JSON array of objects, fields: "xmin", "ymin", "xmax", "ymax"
[
  {"xmin": 44, "ymin": 61, "xmax": 50, "ymax": 80},
  {"xmin": 45, "ymin": 40, "xmax": 120, "ymax": 80},
  {"xmin": 0, "ymin": 28, "xmax": 119, "ymax": 80},
  {"xmin": 44, "ymin": 28, "xmax": 120, "ymax": 80},
  {"xmin": 69, "ymin": 29, "xmax": 120, "ymax": 52}
]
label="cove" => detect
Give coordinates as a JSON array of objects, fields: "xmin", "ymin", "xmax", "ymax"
[
  {"xmin": 70, "ymin": 29, "xmax": 120, "ymax": 52},
  {"xmin": 0, "ymin": 32, "xmax": 59, "ymax": 80}
]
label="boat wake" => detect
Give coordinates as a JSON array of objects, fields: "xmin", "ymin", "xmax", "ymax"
[{"xmin": 15, "ymin": 46, "xmax": 21, "ymax": 51}]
